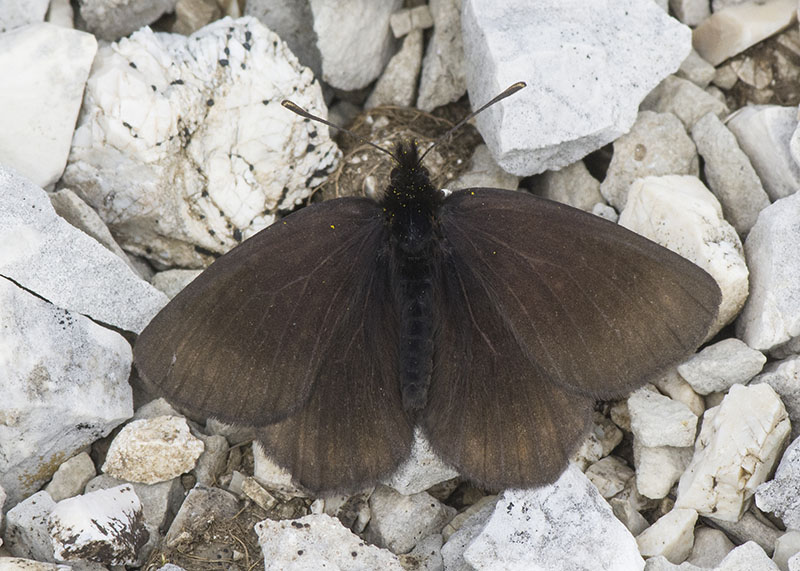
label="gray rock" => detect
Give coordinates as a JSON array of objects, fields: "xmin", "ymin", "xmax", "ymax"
[
  {"xmin": 756, "ymin": 436, "xmax": 800, "ymax": 529},
  {"xmin": 773, "ymin": 530, "xmax": 800, "ymax": 571},
  {"xmin": 77, "ymin": 0, "xmax": 177, "ymax": 41},
  {"xmin": 390, "ymin": 5, "xmax": 433, "ymax": 38},
  {"xmin": 0, "ymin": 24, "xmax": 97, "ymax": 189},
  {"xmin": 449, "ymin": 144, "xmax": 520, "ymax": 192},
  {"xmin": 310, "ymin": 0, "xmax": 401, "ymax": 90},
  {"xmin": 255, "ymin": 513, "xmax": 404, "ymax": 570},
  {"xmin": 381, "ymin": 429, "xmax": 459, "ymax": 496},
  {"xmin": 462, "ymin": 465, "xmax": 644, "ymax": 570},
  {"xmin": 628, "ymin": 387, "xmax": 698, "ymax": 448},
  {"xmin": 441, "ymin": 497, "xmax": 497, "ymax": 569},
  {"xmin": 676, "ymin": 50, "xmax": 716, "ymax": 88},
  {"xmin": 461, "ymin": 0, "xmax": 690, "ymax": 176},
  {"xmin": 366, "ymin": 28, "xmax": 423, "ymax": 109},
  {"xmin": 751, "ymin": 356, "xmax": 800, "ymax": 441},
  {"xmin": 669, "ymin": 0, "xmax": 711, "ymax": 27},
  {"xmin": 149, "ymin": 269, "xmax": 202, "ymax": 299},
  {"xmin": 707, "ymin": 510, "xmax": 782, "ymax": 557},
  {"xmin": 636, "ymin": 508, "xmax": 698, "ymax": 564},
  {"xmin": 164, "ymin": 484, "xmax": 239, "ymax": 549},
  {"xmin": 533, "ymin": 160, "xmax": 603, "ymax": 212},
  {"xmin": 63, "ymin": 17, "xmax": 339, "ymax": 268},
  {"xmin": 3, "ymin": 491, "xmax": 57, "ymax": 562},
  {"xmin": 0, "ymin": 165, "xmax": 168, "ymax": 333},
  {"xmin": 44, "ymin": 452, "xmax": 96, "ymax": 503},
  {"xmin": 726, "ymin": 105, "xmax": 800, "ymax": 202},
  {"xmin": 244, "ymin": 0, "xmax": 321, "ymax": 78},
  {"xmin": 416, "ymin": 0, "xmax": 466, "ymax": 111},
  {"xmin": 686, "ymin": 526, "xmax": 735, "ymax": 568},
  {"xmin": 398, "ymin": 533, "xmax": 443, "ymax": 571},
  {"xmin": 47, "ymin": 484, "xmax": 149, "ymax": 565},
  {"xmin": 737, "ymin": 192, "xmax": 800, "ymax": 352},
  {"xmin": 691, "ymin": 112, "xmax": 770, "ymax": 235},
  {"xmin": 677, "ymin": 338, "xmax": 767, "ymax": 395},
  {"xmin": 601, "ymin": 111, "xmax": 698, "ymax": 210},
  {"xmin": 365, "ymin": 486, "xmax": 456, "ymax": 554},
  {"xmin": 0, "ymin": 278, "xmax": 133, "ymax": 507},
  {"xmin": 192, "ymin": 433, "xmax": 229, "ymax": 487},
  {"xmin": 0, "ymin": 559, "xmax": 72, "ymax": 570},
  {"xmin": 641, "ymin": 75, "xmax": 729, "ymax": 130}
]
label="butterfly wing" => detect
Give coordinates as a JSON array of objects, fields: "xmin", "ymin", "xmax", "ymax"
[
  {"xmin": 134, "ymin": 198, "xmax": 403, "ymax": 428},
  {"xmin": 422, "ymin": 188, "xmax": 720, "ymax": 488}
]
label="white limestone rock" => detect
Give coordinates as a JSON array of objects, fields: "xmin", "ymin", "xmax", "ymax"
[
  {"xmin": 78, "ymin": 0, "xmax": 177, "ymax": 40},
  {"xmin": 390, "ymin": 5, "xmax": 433, "ymax": 37},
  {"xmin": 737, "ymin": 192, "xmax": 800, "ymax": 353},
  {"xmin": 255, "ymin": 513, "xmax": 404, "ymax": 570},
  {"xmin": 252, "ymin": 442, "xmax": 305, "ymax": 497},
  {"xmin": 692, "ymin": 0, "xmax": 797, "ymax": 65},
  {"xmin": 366, "ymin": 28, "xmax": 423, "ymax": 109},
  {"xmin": 585, "ymin": 456, "xmax": 635, "ymax": 499},
  {"xmin": 49, "ymin": 188, "xmax": 137, "ymax": 273},
  {"xmin": 686, "ymin": 526, "xmax": 735, "ymax": 568},
  {"xmin": 44, "ymin": 453, "xmax": 96, "ymax": 503},
  {"xmin": 726, "ymin": 105, "xmax": 800, "ymax": 202},
  {"xmin": 310, "ymin": 0, "xmax": 402, "ymax": 90},
  {"xmin": 654, "ymin": 368, "xmax": 705, "ymax": 418},
  {"xmin": 751, "ymin": 356, "xmax": 800, "ymax": 441},
  {"xmin": 3, "ymin": 491, "xmax": 57, "ymax": 562},
  {"xmin": 677, "ymin": 338, "xmax": 767, "ymax": 395},
  {"xmin": 85, "ymin": 473, "xmax": 183, "ymax": 531},
  {"xmin": 0, "ymin": 278, "xmax": 133, "ymax": 507},
  {"xmin": 102, "ymin": 416, "xmax": 205, "ymax": 485},
  {"xmin": 756, "ymin": 436, "xmax": 800, "ymax": 529},
  {"xmin": 641, "ymin": 75, "xmax": 729, "ymax": 131},
  {"xmin": 441, "ymin": 497, "xmax": 497, "ymax": 568},
  {"xmin": 461, "ymin": 0, "xmax": 691, "ymax": 176},
  {"xmin": 600, "ymin": 111, "xmax": 698, "ymax": 211},
  {"xmin": 534, "ymin": 160, "xmax": 603, "ymax": 212},
  {"xmin": 773, "ymin": 530, "xmax": 800, "ymax": 571},
  {"xmin": 716, "ymin": 541, "xmax": 780, "ymax": 570},
  {"xmin": 416, "ymin": 0, "xmax": 466, "ymax": 111},
  {"xmin": 691, "ymin": 112, "xmax": 770, "ymax": 235},
  {"xmin": 675, "ymin": 384, "xmax": 791, "ymax": 521},
  {"xmin": 47, "ymin": 484, "xmax": 148, "ymax": 565},
  {"xmin": 381, "ymin": 428, "xmax": 459, "ymax": 496},
  {"xmin": 0, "ymin": 0, "xmax": 49, "ymax": 32},
  {"xmin": 460, "ymin": 464, "xmax": 644, "ymax": 571},
  {"xmin": 670, "ymin": 0, "xmax": 711, "ymax": 27},
  {"xmin": 0, "ymin": 24, "xmax": 96, "ymax": 189},
  {"xmin": 707, "ymin": 509, "xmax": 782, "ymax": 557},
  {"xmin": 63, "ymin": 17, "xmax": 339, "ymax": 268},
  {"xmin": 449, "ymin": 144, "xmax": 521, "ymax": 193},
  {"xmin": 633, "ymin": 441, "xmax": 693, "ymax": 500},
  {"xmin": 619, "ymin": 175, "xmax": 748, "ymax": 336},
  {"xmin": 677, "ymin": 50, "xmax": 716, "ymax": 88},
  {"xmin": 0, "ymin": 166, "xmax": 168, "ymax": 333},
  {"xmin": 628, "ymin": 387, "xmax": 698, "ymax": 448},
  {"xmin": 636, "ymin": 508, "xmax": 698, "ymax": 564},
  {"xmin": 571, "ymin": 411, "xmax": 624, "ymax": 471},
  {"xmin": 365, "ymin": 486, "xmax": 456, "ymax": 554}
]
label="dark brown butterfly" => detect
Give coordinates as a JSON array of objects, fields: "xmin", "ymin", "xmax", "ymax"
[{"xmin": 134, "ymin": 84, "xmax": 721, "ymax": 494}]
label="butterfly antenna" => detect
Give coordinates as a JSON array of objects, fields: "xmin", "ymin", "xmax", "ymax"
[
  {"xmin": 281, "ymin": 100, "xmax": 400, "ymax": 162},
  {"xmin": 416, "ymin": 81, "xmax": 527, "ymax": 165}
]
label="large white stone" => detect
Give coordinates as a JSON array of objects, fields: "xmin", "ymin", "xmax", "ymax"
[
  {"xmin": 677, "ymin": 338, "xmax": 766, "ymax": 395},
  {"xmin": 309, "ymin": 0, "xmax": 402, "ymax": 90},
  {"xmin": 461, "ymin": 0, "xmax": 690, "ymax": 176},
  {"xmin": 0, "ymin": 23, "xmax": 96, "ymax": 189},
  {"xmin": 0, "ymin": 166, "xmax": 167, "ymax": 333},
  {"xmin": 628, "ymin": 387, "xmax": 698, "ymax": 448},
  {"xmin": 692, "ymin": 0, "xmax": 797, "ymax": 65},
  {"xmin": 0, "ymin": 278, "xmax": 133, "ymax": 507},
  {"xmin": 636, "ymin": 508, "xmax": 698, "ymax": 564},
  {"xmin": 737, "ymin": 192, "xmax": 800, "ymax": 352},
  {"xmin": 63, "ymin": 17, "xmax": 339, "ymax": 268},
  {"xmin": 255, "ymin": 513, "xmax": 404, "ymax": 570},
  {"xmin": 461, "ymin": 464, "xmax": 644, "ymax": 570},
  {"xmin": 48, "ymin": 484, "xmax": 149, "ymax": 565},
  {"xmin": 691, "ymin": 112, "xmax": 770, "ymax": 235},
  {"xmin": 726, "ymin": 105, "xmax": 800, "ymax": 202},
  {"xmin": 3, "ymin": 491, "xmax": 57, "ymax": 562},
  {"xmin": 675, "ymin": 384, "xmax": 790, "ymax": 521},
  {"xmin": 619, "ymin": 175, "xmax": 749, "ymax": 336}
]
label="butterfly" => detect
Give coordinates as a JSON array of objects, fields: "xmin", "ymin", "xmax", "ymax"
[{"xmin": 134, "ymin": 83, "xmax": 721, "ymax": 493}]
